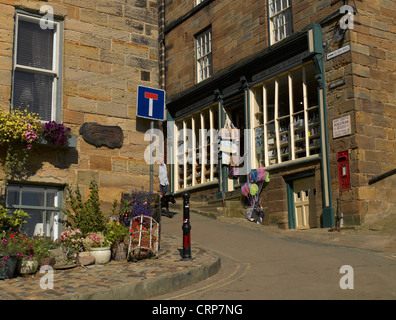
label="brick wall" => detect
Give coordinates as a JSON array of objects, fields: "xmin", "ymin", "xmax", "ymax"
[{"xmin": 0, "ymin": 0, "xmax": 161, "ymax": 212}]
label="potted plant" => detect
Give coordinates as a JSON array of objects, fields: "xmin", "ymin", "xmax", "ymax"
[
  {"xmin": 0, "ymin": 232, "xmax": 24, "ymax": 279},
  {"xmin": 106, "ymin": 220, "xmax": 129, "ymax": 261},
  {"xmin": 41, "ymin": 120, "xmax": 72, "ymax": 146},
  {"xmin": 15, "ymin": 235, "xmax": 39, "ymax": 275},
  {"xmin": 83, "ymin": 232, "xmax": 111, "ymax": 264},
  {"xmin": 59, "ymin": 227, "xmax": 84, "ymax": 262},
  {"xmin": 33, "ymin": 235, "xmax": 58, "ymax": 268}
]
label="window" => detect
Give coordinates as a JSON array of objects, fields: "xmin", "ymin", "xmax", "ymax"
[
  {"xmin": 195, "ymin": 0, "xmax": 205, "ymax": 5},
  {"xmin": 6, "ymin": 185, "xmax": 63, "ymax": 240},
  {"xmin": 12, "ymin": 13, "xmax": 61, "ymax": 122},
  {"xmin": 252, "ymin": 63, "xmax": 320, "ymax": 167},
  {"xmin": 175, "ymin": 106, "xmax": 219, "ymax": 190},
  {"xmin": 268, "ymin": 0, "xmax": 293, "ymax": 44},
  {"xmin": 196, "ymin": 28, "xmax": 212, "ymax": 83}
]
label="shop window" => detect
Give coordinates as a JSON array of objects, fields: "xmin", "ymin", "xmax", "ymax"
[
  {"xmin": 6, "ymin": 185, "xmax": 63, "ymax": 240},
  {"xmin": 196, "ymin": 28, "xmax": 212, "ymax": 83},
  {"xmin": 253, "ymin": 63, "xmax": 320, "ymax": 167},
  {"xmin": 175, "ymin": 106, "xmax": 218, "ymax": 191},
  {"xmin": 268, "ymin": 0, "xmax": 293, "ymax": 45},
  {"xmin": 12, "ymin": 12, "xmax": 62, "ymax": 122}
]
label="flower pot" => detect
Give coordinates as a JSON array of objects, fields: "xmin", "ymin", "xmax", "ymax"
[
  {"xmin": 0, "ymin": 255, "xmax": 17, "ymax": 280},
  {"xmin": 111, "ymin": 241, "xmax": 128, "ymax": 261},
  {"xmin": 88, "ymin": 247, "xmax": 111, "ymax": 264},
  {"xmin": 16, "ymin": 259, "xmax": 39, "ymax": 275}
]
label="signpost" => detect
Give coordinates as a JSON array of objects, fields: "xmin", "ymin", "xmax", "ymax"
[{"xmin": 136, "ymin": 86, "xmax": 166, "ymax": 193}]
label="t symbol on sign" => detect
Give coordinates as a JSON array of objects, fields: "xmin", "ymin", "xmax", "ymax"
[{"xmin": 145, "ymin": 92, "xmax": 158, "ymax": 117}]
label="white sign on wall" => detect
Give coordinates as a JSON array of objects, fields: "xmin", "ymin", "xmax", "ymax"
[{"xmin": 333, "ymin": 115, "xmax": 351, "ymax": 138}]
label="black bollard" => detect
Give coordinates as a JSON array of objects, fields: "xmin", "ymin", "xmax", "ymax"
[{"xmin": 182, "ymin": 192, "xmax": 192, "ymax": 260}]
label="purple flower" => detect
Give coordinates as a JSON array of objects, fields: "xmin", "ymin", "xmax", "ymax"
[{"xmin": 43, "ymin": 121, "xmax": 72, "ymax": 146}]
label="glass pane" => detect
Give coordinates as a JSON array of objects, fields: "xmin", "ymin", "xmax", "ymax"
[
  {"xmin": 291, "ymin": 68, "xmax": 303, "ymax": 114},
  {"xmin": 45, "ymin": 211, "xmax": 59, "ymax": 239},
  {"xmin": 21, "ymin": 187, "xmax": 45, "ymax": 207},
  {"xmin": 19, "ymin": 209, "xmax": 42, "ymax": 237},
  {"xmin": 46, "ymin": 190, "xmax": 58, "ymax": 207},
  {"xmin": 6, "ymin": 187, "xmax": 20, "ymax": 206},
  {"xmin": 265, "ymin": 80, "xmax": 277, "ymax": 165},
  {"xmin": 17, "ymin": 18, "xmax": 54, "ymax": 70},
  {"xmin": 13, "ymin": 70, "xmax": 54, "ymax": 121},
  {"xmin": 305, "ymin": 64, "xmax": 318, "ymax": 108}
]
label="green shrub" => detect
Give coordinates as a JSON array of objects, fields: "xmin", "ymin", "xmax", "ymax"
[{"xmin": 62, "ymin": 180, "xmax": 107, "ymax": 236}]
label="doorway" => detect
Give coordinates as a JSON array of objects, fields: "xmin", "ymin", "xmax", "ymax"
[{"xmin": 293, "ymin": 176, "xmax": 317, "ymax": 229}]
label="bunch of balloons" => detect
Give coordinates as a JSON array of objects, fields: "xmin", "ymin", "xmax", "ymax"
[{"xmin": 241, "ymin": 167, "xmax": 270, "ymax": 208}]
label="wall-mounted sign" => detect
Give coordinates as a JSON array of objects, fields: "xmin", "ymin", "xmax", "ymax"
[
  {"xmin": 79, "ymin": 122, "xmax": 123, "ymax": 149},
  {"xmin": 333, "ymin": 115, "xmax": 351, "ymax": 139},
  {"xmin": 327, "ymin": 44, "xmax": 350, "ymax": 60}
]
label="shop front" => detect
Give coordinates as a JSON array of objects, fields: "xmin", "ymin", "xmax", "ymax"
[{"xmin": 166, "ymin": 24, "xmax": 334, "ymax": 229}]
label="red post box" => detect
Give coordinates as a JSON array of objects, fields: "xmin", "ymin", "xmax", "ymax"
[{"xmin": 337, "ymin": 150, "xmax": 351, "ymax": 191}]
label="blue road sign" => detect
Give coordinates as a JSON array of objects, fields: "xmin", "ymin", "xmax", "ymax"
[{"xmin": 136, "ymin": 85, "xmax": 165, "ymax": 121}]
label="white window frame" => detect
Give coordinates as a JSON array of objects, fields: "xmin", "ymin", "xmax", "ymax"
[
  {"xmin": 175, "ymin": 106, "xmax": 219, "ymax": 191},
  {"xmin": 6, "ymin": 184, "xmax": 63, "ymax": 240},
  {"xmin": 252, "ymin": 63, "xmax": 320, "ymax": 168},
  {"xmin": 12, "ymin": 12, "xmax": 61, "ymax": 122},
  {"xmin": 195, "ymin": 28, "xmax": 213, "ymax": 83},
  {"xmin": 268, "ymin": 0, "xmax": 293, "ymax": 45}
]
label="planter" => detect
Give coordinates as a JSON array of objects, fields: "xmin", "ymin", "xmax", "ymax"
[
  {"xmin": 40, "ymin": 257, "xmax": 56, "ymax": 267},
  {"xmin": 0, "ymin": 255, "xmax": 17, "ymax": 280},
  {"xmin": 88, "ymin": 246, "xmax": 111, "ymax": 264},
  {"xmin": 16, "ymin": 259, "xmax": 39, "ymax": 275},
  {"xmin": 111, "ymin": 241, "xmax": 128, "ymax": 261}
]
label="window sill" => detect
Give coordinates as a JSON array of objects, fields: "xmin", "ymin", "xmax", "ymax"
[
  {"xmin": 266, "ymin": 154, "xmax": 321, "ymax": 172},
  {"xmin": 36, "ymin": 135, "xmax": 77, "ymax": 149}
]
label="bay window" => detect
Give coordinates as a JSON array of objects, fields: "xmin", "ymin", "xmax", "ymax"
[
  {"xmin": 175, "ymin": 106, "xmax": 219, "ymax": 191},
  {"xmin": 252, "ymin": 62, "xmax": 320, "ymax": 168}
]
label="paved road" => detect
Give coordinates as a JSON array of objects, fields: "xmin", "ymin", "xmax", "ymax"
[{"xmin": 151, "ymin": 212, "xmax": 396, "ymax": 300}]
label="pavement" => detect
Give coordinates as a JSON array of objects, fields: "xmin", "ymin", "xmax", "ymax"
[{"xmin": 0, "ymin": 212, "xmax": 395, "ymax": 300}]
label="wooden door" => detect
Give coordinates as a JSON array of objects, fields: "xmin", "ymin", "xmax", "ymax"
[{"xmin": 293, "ymin": 177, "xmax": 316, "ymax": 229}]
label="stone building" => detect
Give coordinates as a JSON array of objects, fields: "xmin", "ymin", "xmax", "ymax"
[
  {"xmin": 161, "ymin": 0, "xmax": 396, "ymax": 229},
  {"xmin": 0, "ymin": 0, "xmax": 161, "ymax": 239}
]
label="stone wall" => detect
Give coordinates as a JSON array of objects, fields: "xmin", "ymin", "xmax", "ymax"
[
  {"xmin": 0, "ymin": 0, "xmax": 161, "ymax": 213},
  {"xmin": 322, "ymin": 0, "xmax": 396, "ymax": 225},
  {"xmin": 164, "ymin": 0, "xmax": 268, "ymax": 98}
]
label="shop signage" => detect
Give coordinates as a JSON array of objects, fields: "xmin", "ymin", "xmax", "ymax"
[
  {"xmin": 326, "ymin": 44, "xmax": 350, "ymax": 60},
  {"xmin": 333, "ymin": 115, "xmax": 351, "ymax": 138}
]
